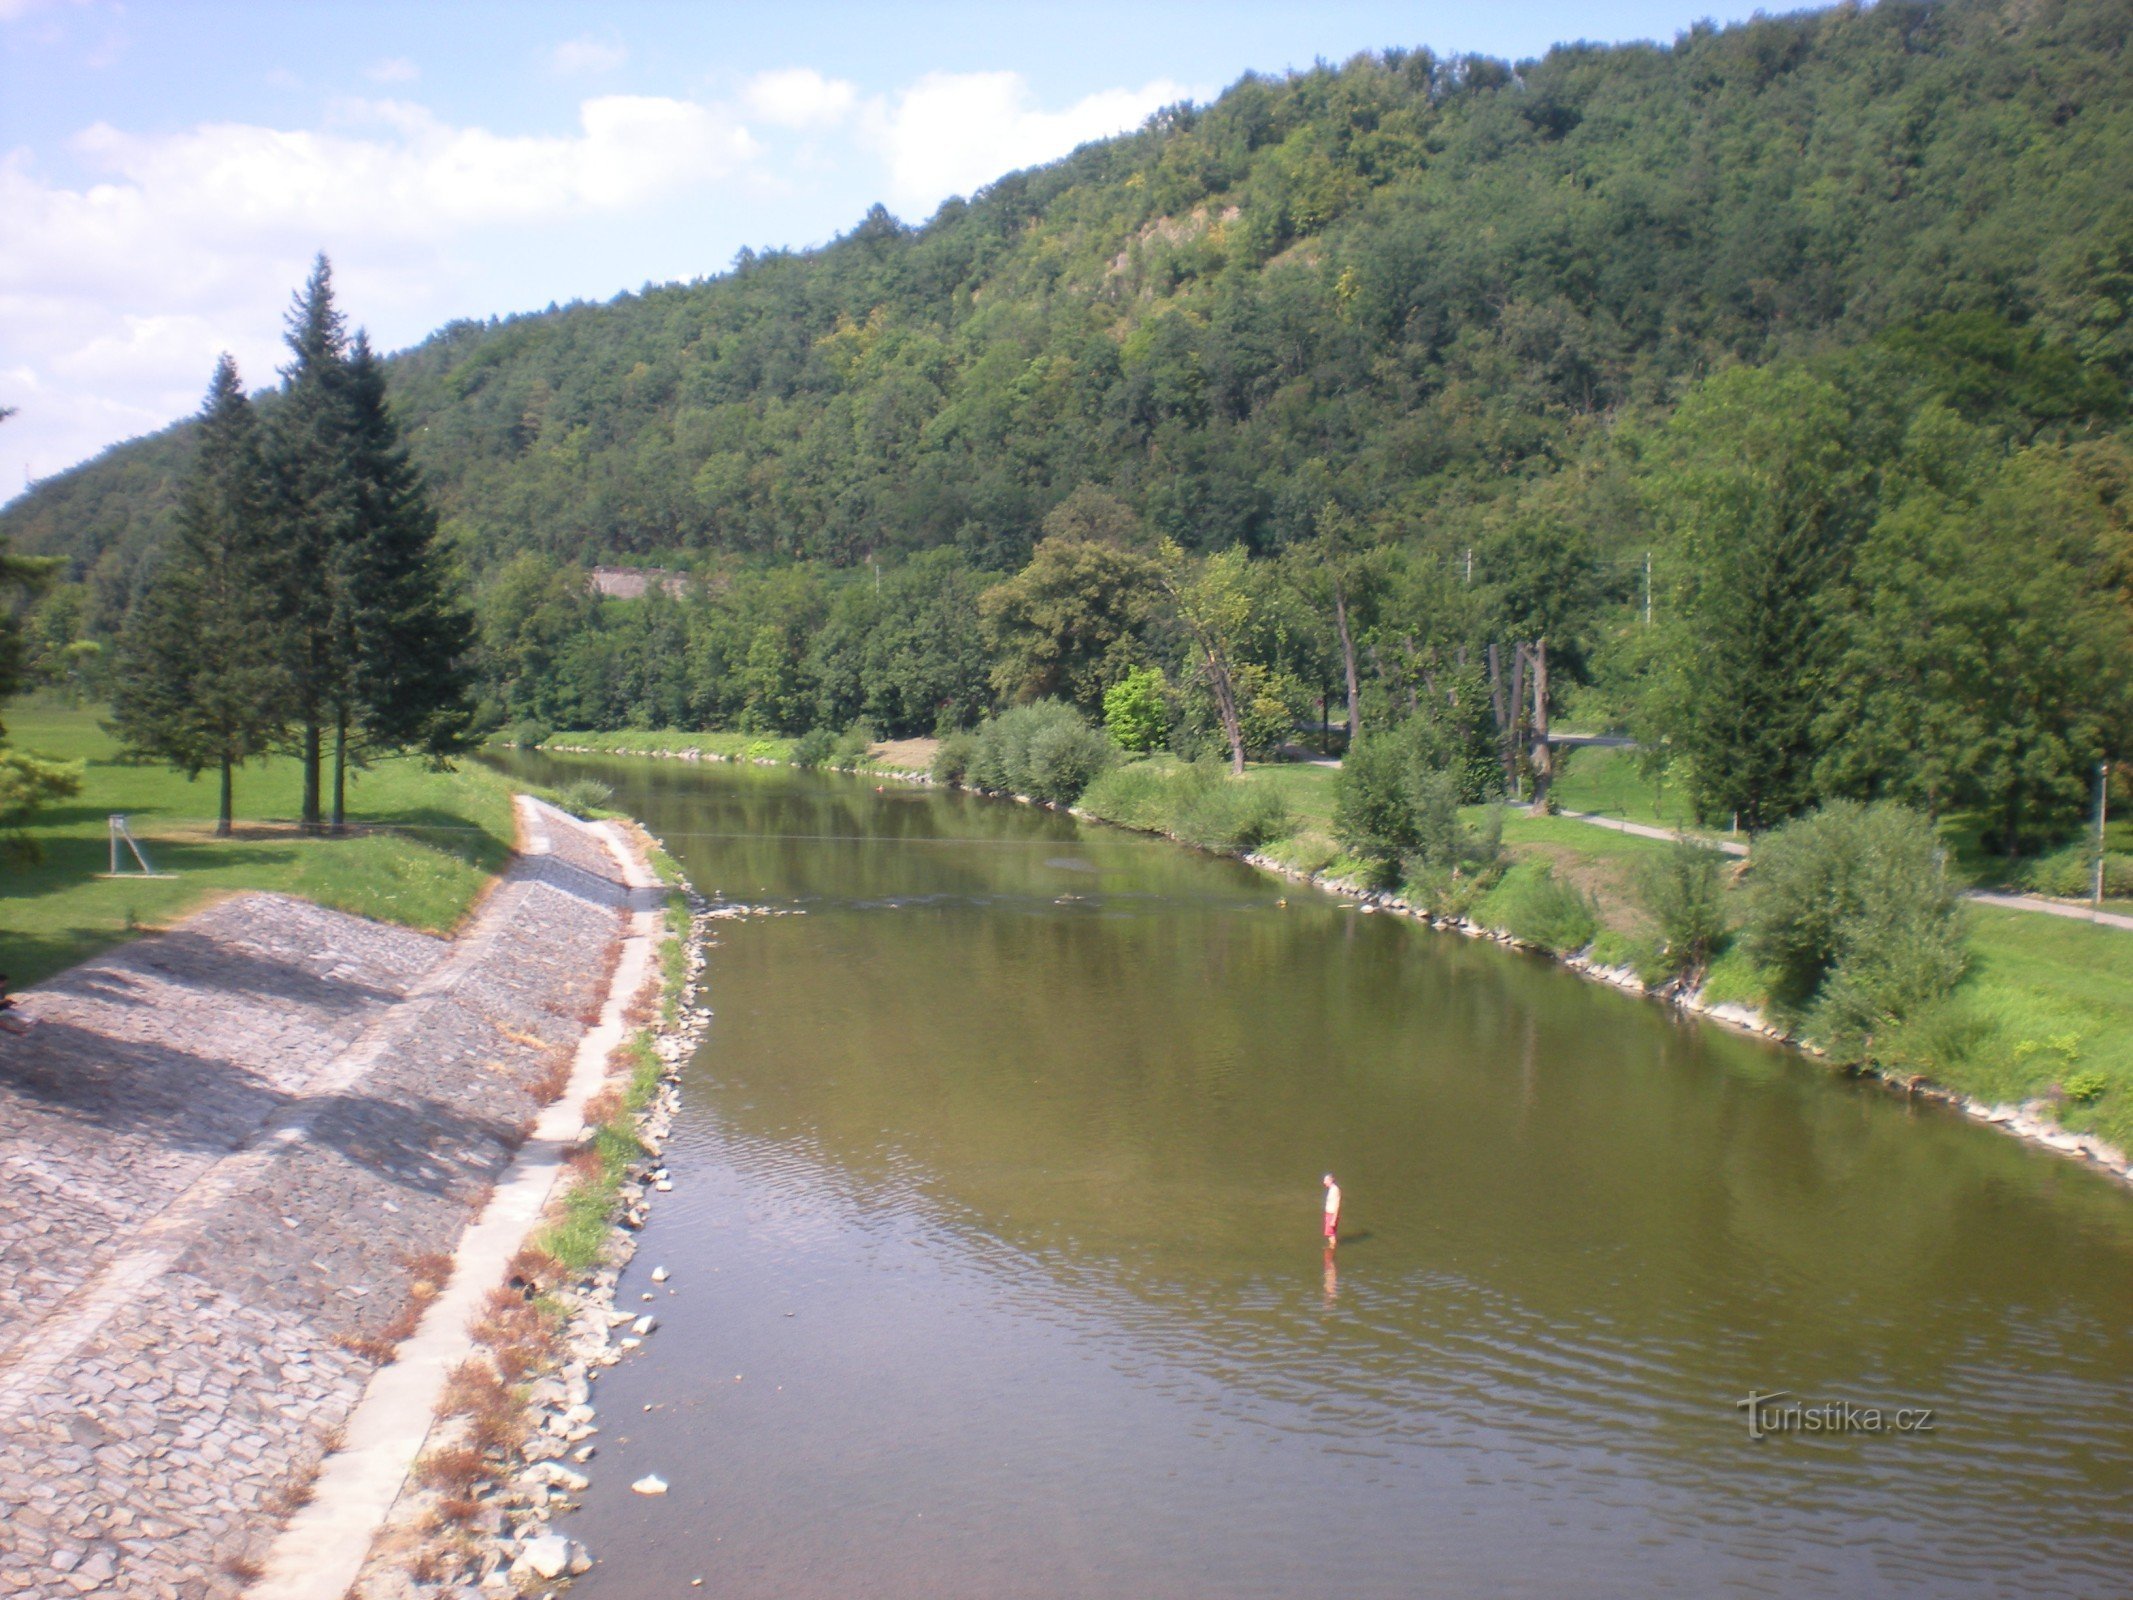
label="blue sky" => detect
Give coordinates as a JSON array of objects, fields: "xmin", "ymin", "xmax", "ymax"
[{"xmin": 0, "ymin": 0, "xmax": 1784, "ymax": 492}]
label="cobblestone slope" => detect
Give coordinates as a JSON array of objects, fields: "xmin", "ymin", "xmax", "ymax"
[{"xmin": 0, "ymin": 805, "xmax": 630, "ymax": 1600}]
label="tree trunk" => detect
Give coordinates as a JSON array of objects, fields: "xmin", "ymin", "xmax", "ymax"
[
  {"xmin": 301, "ymin": 722, "xmax": 322, "ymax": 834},
  {"xmin": 216, "ymin": 757, "xmax": 233, "ymax": 839},
  {"xmin": 1332, "ymin": 581, "xmax": 1361, "ymax": 744},
  {"xmin": 332, "ymin": 713, "xmax": 348, "ymax": 835},
  {"xmin": 1528, "ymin": 637, "xmax": 1552, "ymax": 813},
  {"xmin": 1502, "ymin": 645, "xmax": 1527, "ymax": 797},
  {"xmin": 1209, "ymin": 654, "xmax": 1246, "ymax": 776}
]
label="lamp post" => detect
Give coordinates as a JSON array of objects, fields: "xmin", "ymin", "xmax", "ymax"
[{"xmin": 2096, "ymin": 761, "xmax": 2110, "ymax": 909}]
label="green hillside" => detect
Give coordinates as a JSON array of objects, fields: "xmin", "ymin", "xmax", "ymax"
[{"xmin": 9, "ymin": 0, "xmax": 2130, "ymax": 600}]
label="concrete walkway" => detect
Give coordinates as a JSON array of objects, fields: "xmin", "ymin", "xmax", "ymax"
[
  {"xmin": 249, "ymin": 802, "xmax": 662, "ymax": 1600},
  {"xmin": 0, "ymin": 801, "xmax": 632, "ymax": 1599}
]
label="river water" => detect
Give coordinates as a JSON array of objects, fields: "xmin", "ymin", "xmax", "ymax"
[{"xmin": 500, "ymin": 753, "xmax": 2133, "ymax": 1598}]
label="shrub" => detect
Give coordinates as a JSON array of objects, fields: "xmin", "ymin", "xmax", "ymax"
[
  {"xmin": 2065, "ymin": 1069, "xmax": 2108, "ymax": 1105},
  {"xmin": 1080, "ymin": 757, "xmax": 1294, "ymax": 851},
  {"xmin": 506, "ymin": 719, "xmax": 551, "ymax": 749},
  {"xmin": 555, "ymin": 779, "xmax": 612, "ymax": 817},
  {"xmin": 967, "ymin": 701, "xmax": 1114, "ymax": 804},
  {"xmin": 1078, "ymin": 758, "xmax": 1173, "ymax": 829},
  {"xmin": 1103, "ymin": 667, "xmax": 1169, "ymax": 753},
  {"xmin": 1333, "ymin": 732, "xmax": 1416, "ymax": 868},
  {"xmin": 2023, "ymin": 845, "xmax": 2133, "ymax": 900},
  {"xmin": 1474, "ymin": 861, "xmax": 1598, "ymax": 952},
  {"xmin": 1026, "ymin": 716, "xmax": 1116, "ymax": 804},
  {"xmin": 1170, "ymin": 766, "xmax": 1292, "ymax": 851},
  {"xmin": 1641, "ymin": 840, "xmax": 1731, "ymax": 979},
  {"xmin": 790, "ymin": 727, "xmax": 837, "ymax": 768},
  {"xmin": 1335, "ymin": 719, "xmax": 1502, "ymax": 879},
  {"xmin": 828, "ymin": 720, "xmax": 874, "ymax": 770},
  {"xmin": 931, "ymin": 731, "xmax": 977, "ymax": 785},
  {"xmin": 1744, "ymin": 800, "xmax": 1968, "ymax": 1059}
]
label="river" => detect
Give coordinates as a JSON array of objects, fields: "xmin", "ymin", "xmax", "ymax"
[{"xmin": 499, "ymin": 752, "xmax": 2133, "ymax": 1598}]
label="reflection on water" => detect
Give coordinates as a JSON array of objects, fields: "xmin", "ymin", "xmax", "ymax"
[{"xmin": 496, "ymin": 754, "xmax": 2133, "ymax": 1598}]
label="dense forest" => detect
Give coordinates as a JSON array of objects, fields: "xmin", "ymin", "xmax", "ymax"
[{"xmin": 5, "ymin": 0, "xmax": 2130, "ymax": 850}]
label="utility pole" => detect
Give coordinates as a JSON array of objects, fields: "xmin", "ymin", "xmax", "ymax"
[
  {"xmin": 1644, "ymin": 551, "xmax": 1653, "ymax": 627},
  {"xmin": 2096, "ymin": 760, "xmax": 2110, "ymax": 908}
]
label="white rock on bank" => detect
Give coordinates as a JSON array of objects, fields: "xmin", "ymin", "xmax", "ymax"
[
  {"xmin": 518, "ymin": 1534, "xmax": 587, "ymax": 1580},
  {"xmin": 632, "ymin": 1474, "xmax": 669, "ymax": 1495},
  {"xmin": 632, "ymin": 1314, "xmax": 657, "ymax": 1336},
  {"xmin": 650, "ymin": 1266, "xmax": 670, "ymax": 1282}
]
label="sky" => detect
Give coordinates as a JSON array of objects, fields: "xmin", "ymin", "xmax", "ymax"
[{"xmin": 0, "ymin": 0, "xmax": 1785, "ymax": 496}]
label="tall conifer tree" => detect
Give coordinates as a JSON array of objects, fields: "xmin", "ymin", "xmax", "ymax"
[
  {"xmin": 336, "ymin": 332, "xmax": 476, "ymax": 821},
  {"xmin": 268, "ymin": 255, "xmax": 357, "ymax": 833},
  {"xmin": 111, "ymin": 357, "xmax": 288, "ymax": 833}
]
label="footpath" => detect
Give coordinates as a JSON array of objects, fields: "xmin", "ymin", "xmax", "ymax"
[
  {"xmin": 0, "ymin": 799, "xmax": 635, "ymax": 1600},
  {"xmin": 1556, "ymin": 808, "xmax": 2133, "ymax": 929}
]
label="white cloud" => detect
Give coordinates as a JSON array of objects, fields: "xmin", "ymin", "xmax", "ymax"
[
  {"xmin": 550, "ymin": 34, "xmax": 627, "ymax": 76},
  {"xmin": 0, "ymin": 0, "xmax": 90, "ymax": 22},
  {"xmin": 871, "ymin": 71, "xmax": 1199, "ymax": 213},
  {"xmin": 366, "ymin": 56, "xmax": 419, "ymax": 84},
  {"xmin": 743, "ymin": 67, "xmax": 857, "ymax": 130},
  {"xmin": 0, "ymin": 64, "xmax": 1213, "ymax": 488},
  {"xmin": 0, "ymin": 95, "xmax": 760, "ymax": 481}
]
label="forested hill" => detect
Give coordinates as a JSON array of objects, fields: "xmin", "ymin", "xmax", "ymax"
[{"xmin": 8, "ymin": 0, "xmax": 2131, "ymax": 604}]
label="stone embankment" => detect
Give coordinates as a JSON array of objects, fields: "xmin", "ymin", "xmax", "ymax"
[{"xmin": 0, "ymin": 798, "xmax": 635, "ymax": 1599}]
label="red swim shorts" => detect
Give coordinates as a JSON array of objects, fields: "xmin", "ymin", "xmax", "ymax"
[{"xmin": 1323, "ymin": 1212, "xmax": 1339, "ymax": 1239}]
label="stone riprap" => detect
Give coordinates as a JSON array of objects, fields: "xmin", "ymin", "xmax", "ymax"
[{"xmin": 0, "ymin": 802, "xmax": 631, "ymax": 1600}]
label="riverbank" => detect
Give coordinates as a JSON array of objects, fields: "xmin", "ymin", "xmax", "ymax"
[
  {"xmin": 1071, "ymin": 756, "xmax": 2133, "ymax": 1186},
  {"xmin": 524, "ymin": 729, "xmax": 2133, "ymax": 1190},
  {"xmin": 0, "ymin": 796, "xmax": 635, "ymax": 1597},
  {"xmin": 0, "ymin": 702, "xmax": 519, "ymax": 988},
  {"xmin": 327, "ymin": 828, "xmax": 723, "ymax": 1599}
]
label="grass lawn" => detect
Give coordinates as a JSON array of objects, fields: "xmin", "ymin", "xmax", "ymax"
[
  {"xmin": 1238, "ymin": 760, "xmax": 1338, "ymax": 832},
  {"xmin": 2, "ymin": 700, "xmax": 518, "ymax": 988},
  {"xmin": 1930, "ymin": 908, "xmax": 2133, "ymax": 1149}
]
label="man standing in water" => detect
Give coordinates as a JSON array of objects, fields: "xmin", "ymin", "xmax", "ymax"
[{"xmin": 1322, "ymin": 1173, "xmax": 1341, "ymax": 1247}]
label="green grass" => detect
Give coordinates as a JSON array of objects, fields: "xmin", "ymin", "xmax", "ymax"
[
  {"xmin": 536, "ymin": 866, "xmax": 692, "ymax": 1272},
  {"xmin": 1549, "ymin": 745, "xmax": 1701, "ymax": 829},
  {"xmin": 1237, "ymin": 760, "xmax": 1338, "ymax": 832},
  {"xmin": 2, "ymin": 700, "xmax": 517, "ymax": 987},
  {"xmin": 1905, "ymin": 908, "xmax": 2133, "ymax": 1149}
]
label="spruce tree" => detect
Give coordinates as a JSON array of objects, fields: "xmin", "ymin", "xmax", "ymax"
[
  {"xmin": 267, "ymin": 255, "xmax": 357, "ymax": 834},
  {"xmin": 110, "ymin": 357, "xmax": 288, "ymax": 834},
  {"xmin": 336, "ymin": 331, "xmax": 476, "ymax": 821}
]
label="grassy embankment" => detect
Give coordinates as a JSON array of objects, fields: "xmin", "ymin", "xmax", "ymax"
[
  {"xmin": 1, "ymin": 701, "xmax": 518, "ymax": 986},
  {"xmin": 533, "ymin": 835, "xmax": 692, "ymax": 1272}
]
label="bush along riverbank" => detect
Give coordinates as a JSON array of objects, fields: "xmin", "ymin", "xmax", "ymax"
[
  {"xmin": 516, "ymin": 719, "xmax": 2133, "ymax": 1195},
  {"xmin": 352, "ymin": 828, "xmax": 736, "ymax": 1597}
]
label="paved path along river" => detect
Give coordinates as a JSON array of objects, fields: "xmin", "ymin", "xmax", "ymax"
[{"xmin": 501, "ymin": 753, "xmax": 2133, "ymax": 1600}]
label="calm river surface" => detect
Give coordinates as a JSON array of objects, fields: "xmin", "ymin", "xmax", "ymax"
[{"xmin": 502, "ymin": 752, "xmax": 2133, "ymax": 1598}]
